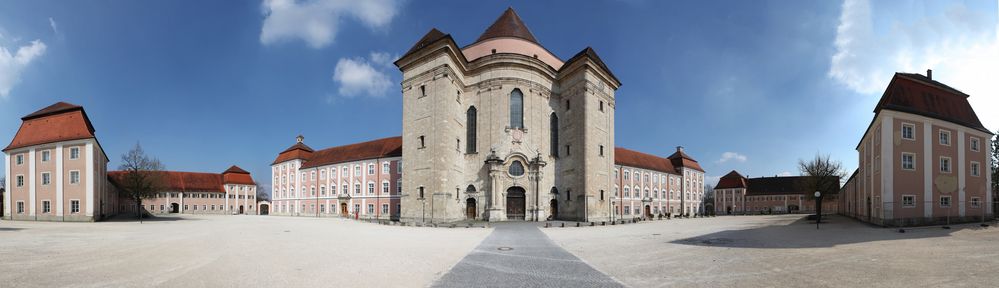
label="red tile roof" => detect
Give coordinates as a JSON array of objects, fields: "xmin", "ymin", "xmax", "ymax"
[
  {"xmin": 667, "ymin": 149, "xmax": 705, "ymax": 172},
  {"xmin": 475, "ymin": 7, "xmax": 540, "ymax": 45},
  {"xmin": 563, "ymin": 46, "xmax": 621, "ymax": 87},
  {"xmin": 614, "ymin": 147, "xmax": 677, "ymax": 174},
  {"xmin": 746, "ymin": 176, "xmax": 840, "ymax": 196},
  {"xmin": 4, "ymin": 102, "xmax": 97, "ymax": 151},
  {"xmin": 272, "ymin": 142, "xmax": 315, "ymax": 165},
  {"xmin": 875, "ymin": 72, "xmax": 990, "ymax": 134},
  {"xmin": 300, "ymin": 136, "xmax": 402, "ymax": 169},
  {"xmin": 715, "ymin": 170, "xmax": 748, "ymax": 189},
  {"xmin": 109, "ymin": 166, "xmax": 255, "ymax": 193},
  {"xmin": 222, "ymin": 165, "xmax": 255, "ymax": 185},
  {"xmin": 404, "ymin": 28, "xmax": 448, "ymax": 57}
]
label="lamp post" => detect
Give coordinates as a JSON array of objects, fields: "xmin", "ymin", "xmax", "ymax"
[{"xmin": 814, "ymin": 191, "xmax": 822, "ymax": 230}]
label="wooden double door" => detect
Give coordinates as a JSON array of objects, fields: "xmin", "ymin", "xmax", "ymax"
[{"xmin": 506, "ymin": 187, "xmax": 526, "ymax": 220}]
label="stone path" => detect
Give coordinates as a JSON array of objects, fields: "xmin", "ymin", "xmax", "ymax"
[{"xmin": 432, "ymin": 222, "xmax": 624, "ymax": 288}]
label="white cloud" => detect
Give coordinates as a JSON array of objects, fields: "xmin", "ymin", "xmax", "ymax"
[
  {"xmin": 705, "ymin": 175, "xmax": 722, "ymax": 186},
  {"xmin": 778, "ymin": 171, "xmax": 794, "ymax": 177},
  {"xmin": 0, "ymin": 40, "xmax": 47, "ymax": 98},
  {"xmin": 48, "ymin": 18, "xmax": 58, "ymax": 35},
  {"xmin": 332, "ymin": 53, "xmax": 392, "ymax": 98},
  {"xmin": 829, "ymin": 0, "xmax": 999, "ymax": 130},
  {"xmin": 259, "ymin": 0, "xmax": 401, "ymax": 49},
  {"xmin": 717, "ymin": 152, "xmax": 748, "ymax": 163}
]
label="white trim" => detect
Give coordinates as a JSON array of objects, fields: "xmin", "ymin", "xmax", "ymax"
[
  {"xmin": 940, "ymin": 195, "xmax": 952, "ymax": 208},
  {"xmin": 85, "ymin": 141, "xmax": 94, "ymax": 216},
  {"xmin": 938, "ymin": 129, "xmax": 952, "ymax": 146},
  {"xmin": 69, "ymin": 199, "xmax": 81, "ymax": 214},
  {"xmin": 957, "ymin": 130, "xmax": 965, "ymax": 216},
  {"xmin": 4, "ymin": 153, "xmax": 9, "ymax": 218},
  {"xmin": 923, "ymin": 120, "xmax": 933, "ymax": 218},
  {"xmin": 881, "ymin": 116, "xmax": 893, "ymax": 220},
  {"xmin": 900, "ymin": 152, "xmax": 916, "ymax": 171},
  {"xmin": 939, "ymin": 156, "xmax": 952, "ymax": 173},
  {"xmin": 970, "ymin": 161, "xmax": 981, "ymax": 177},
  {"xmin": 901, "ymin": 122, "xmax": 916, "ymax": 140},
  {"xmin": 56, "ymin": 143, "xmax": 63, "ymax": 215},
  {"xmin": 901, "ymin": 194, "xmax": 916, "ymax": 208},
  {"xmin": 69, "ymin": 170, "xmax": 81, "ymax": 184},
  {"xmin": 69, "ymin": 147, "xmax": 80, "ymax": 160},
  {"xmin": 29, "ymin": 148, "xmax": 35, "ymax": 216},
  {"xmin": 970, "ymin": 137, "xmax": 981, "ymax": 152}
]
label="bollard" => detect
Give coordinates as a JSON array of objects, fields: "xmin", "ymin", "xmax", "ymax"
[
  {"xmin": 576, "ymin": 222, "xmax": 581, "ymax": 227},
  {"xmin": 601, "ymin": 221, "xmax": 606, "ymax": 226},
  {"xmin": 590, "ymin": 222, "xmax": 595, "ymax": 226},
  {"xmin": 561, "ymin": 223, "xmax": 565, "ymax": 228},
  {"xmin": 611, "ymin": 221, "xmax": 616, "ymax": 225}
]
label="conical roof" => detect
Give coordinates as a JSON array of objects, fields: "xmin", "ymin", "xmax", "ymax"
[{"xmin": 475, "ymin": 7, "xmax": 539, "ymax": 44}]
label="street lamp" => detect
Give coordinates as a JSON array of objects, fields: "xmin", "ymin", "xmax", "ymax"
[{"xmin": 814, "ymin": 191, "xmax": 822, "ymax": 230}]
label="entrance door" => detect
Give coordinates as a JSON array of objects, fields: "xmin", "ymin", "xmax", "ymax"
[
  {"xmin": 340, "ymin": 203, "xmax": 348, "ymax": 216},
  {"xmin": 466, "ymin": 198, "xmax": 477, "ymax": 220},
  {"xmin": 260, "ymin": 204, "xmax": 269, "ymax": 215},
  {"xmin": 239, "ymin": 205, "xmax": 244, "ymax": 214},
  {"xmin": 550, "ymin": 199, "xmax": 558, "ymax": 220},
  {"xmin": 644, "ymin": 205, "xmax": 651, "ymax": 218},
  {"xmin": 506, "ymin": 187, "xmax": 526, "ymax": 220},
  {"xmin": 170, "ymin": 203, "xmax": 179, "ymax": 213}
]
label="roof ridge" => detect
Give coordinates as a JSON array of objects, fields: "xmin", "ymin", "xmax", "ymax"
[{"xmin": 475, "ymin": 7, "xmax": 539, "ymax": 44}]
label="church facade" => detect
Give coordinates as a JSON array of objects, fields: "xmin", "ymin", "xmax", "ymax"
[{"xmin": 270, "ymin": 8, "xmax": 705, "ymax": 223}]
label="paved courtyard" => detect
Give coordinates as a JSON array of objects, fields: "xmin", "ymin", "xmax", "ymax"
[{"xmin": 3, "ymin": 214, "xmax": 999, "ymax": 287}]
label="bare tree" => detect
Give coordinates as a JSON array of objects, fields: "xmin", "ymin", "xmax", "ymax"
[
  {"xmin": 992, "ymin": 132, "xmax": 998, "ymax": 216},
  {"xmin": 798, "ymin": 154, "xmax": 846, "ymax": 199},
  {"xmin": 117, "ymin": 143, "xmax": 165, "ymax": 222},
  {"xmin": 255, "ymin": 181, "xmax": 270, "ymax": 202}
]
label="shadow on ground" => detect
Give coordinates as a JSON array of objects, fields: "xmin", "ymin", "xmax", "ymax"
[
  {"xmin": 104, "ymin": 214, "xmax": 199, "ymax": 222},
  {"xmin": 0, "ymin": 227, "xmax": 26, "ymax": 231},
  {"xmin": 670, "ymin": 215, "xmax": 993, "ymax": 249}
]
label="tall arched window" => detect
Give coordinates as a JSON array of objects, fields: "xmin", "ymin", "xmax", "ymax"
[
  {"xmin": 550, "ymin": 112, "xmax": 559, "ymax": 157},
  {"xmin": 509, "ymin": 161, "xmax": 525, "ymax": 176},
  {"xmin": 466, "ymin": 106, "xmax": 477, "ymax": 153},
  {"xmin": 510, "ymin": 89, "xmax": 524, "ymax": 128}
]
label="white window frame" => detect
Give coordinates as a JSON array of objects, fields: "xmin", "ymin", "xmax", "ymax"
[
  {"xmin": 971, "ymin": 197, "xmax": 981, "ymax": 208},
  {"xmin": 971, "ymin": 161, "xmax": 980, "ymax": 177},
  {"xmin": 382, "ymin": 162, "xmax": 390, "ymax": 174},
  {"xmin": 69, "ymin": 170, "xmax": 81, "ymax": 184},
  {"xmin": 16, "ymin": 154, "xmax": 24, "ymax": 165},
  {"xmin": 42, "ymin": 200, "xmax": 51, "ymax": 213},
  {"xmin": 16, "ymin": 201, "xmax": 25, "ymax": 214},
  {"xmin": 940, "ymin": 196, "xmax": 951, "ymax": 208},
  {"xmin": 367, "ymin": 182, "xmax": 375, "ymax": 194},
  {"xmin": 354, "ymin": 165, "xmax": 361, "ymax": 176},
  {"xmin": 368, "ymin": 164, "xmax": 375, "ymax": 175},
  {"xmin": 901, "ymin": 153, "xmax": 916, "ymax": 171},
  {"xmin": 69, "ymin": 147, "xmax": 80, "ymax": 160},
  {"xmin": 382, "ymin": 181, "xmax": 390, "ymax": 194},
  {"xmin": 939, "ymin": 130, "xmax": 951, "ymax": 146},
  {"xmin": 41, "ymin": 150, "xmax": 50, "ymax": 162},
  {"xmin": 70, "ymin": 199, "xmax": 81, "ymax": 213},
  {"xmin": 901, "ymin": 123, "xmax": 915, "ymax": 140},
  {"xmin": 16, "ymin": 174, "xmax": 24, "ymax": 187},
  {"xmin": 41, "ymin": 172, "xmax": 51, "ymax": 185},
  {"xmin": 902, "ymin": 195, "xmax": 915, "ymax": 208},
  {"xmin": 939, "ymin": 157, "xmax": 952, "ymax": 173}
]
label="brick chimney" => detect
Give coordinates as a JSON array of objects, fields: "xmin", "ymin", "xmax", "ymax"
[{"xmin": 927, "ymin": 69, "xmax": 932, "ymax": 80}]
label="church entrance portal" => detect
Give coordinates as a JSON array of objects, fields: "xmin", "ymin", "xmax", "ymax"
[{"xmin": 506, "ymin": 187, "xmax": 526, "ymax": 220}]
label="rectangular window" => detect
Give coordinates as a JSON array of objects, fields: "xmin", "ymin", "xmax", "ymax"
[
  {"xmin": 382, "ymin": 182, "xmax": 389, "ymax": 194},
  {"xmin": 565, "ymin": 145, "xmax": 570, "ymax": 156},
  {"xmin": 354, "ymin": 184, "xmax": 361, "ymax": 195},
  {"xmin": 368, "ymin": 164, "xmax": 375, "ymax": 175},
  {"xmin": 367, "ymin": 204, "xmax": 375, "ymax": 214},
  {"xmin": 354, "ymin": 166, "xmax": 360, "ymax": 176},
  {"xmin": 940, "ymin": 196, "xmax": 951, "ymax": 208},
  {"xmin": 599, "ymin": 101, "xmax": 604, "ymax": 112},
  {"xmin": 971, "ymin": 137, "xmax": 980, "ymax": 152},
  {"xmin": 70, "ymin": 147, "xmax": 80, "ymax": 159},
  {"xmin": 41, "ymin": 150, "xmax": 50, "ymax": 162},
  {"xmin": 16, "ymin": 175, "xmax": 24, "ymax": 187},
  {"xmin": 16, "ymin": 154, "xmax": 23, "ymax": 165},
  {"xmin": 382, "ymin": 204, "xmax": 389, "ymax": 214},
  {"xmin": 419, "ymin": 85, "xmax": 426, "ymax": 97},
  {"xmin": 901, "ymin": 123, "xmax": 915, "ymax": 140},
  {"xmin": 901, "ymin": 153, "xmax": 915, "ymax": 170},
  {"xmin": 382, "ymin": 163, "xmax": 389, "ymax": 174},
  {"xmin": 397, "ymin": 180, "xmax": 402, "ymax": 193},
  {"xmin": 17, "ymin": 201, "xmax": 24, "ymax": 214},
  {"xmin": 42, "ymin": 200, "xmax": 51, "ymax": 213},
  {"xmin": 418, "ymin": 136, "xmax": 426, "ymax": 148},
  {"xmin": 939, "ymin": 130, "xmax": 950, "ymax": 146},
  {"xmin": 971, "ymin": 161, "xmax": 980, "ymax": 176},
  {"xmin": 342, "ymin": 167, "xmax": 348, "ymax": 177},
  {"xmin": 71, "ymin": 200, "xmax": 80, "ymax": 213},
  {"xmin": 599, "ymin": 145, "xmax": 604, "ymax": 157},
  {"xmin": 902, "ymin": 195, "xmax": 915, "ymax": 207},
  {"xmin": 70, "ymin": 170, "xmax": 80, "ymax": 184},
  {"xmin": 41, "ymin": 172, "xmax": 51, "ymax": 185},
  {"xmin": 368, "ymin": 183, "xmax": 375, "ymax": 194},
  {"xmin": 972, "ymin": 197, "xmax": 981, "ymax": 208},
  {"xmin": 397, "ymin": 162, "xmax": 402, "ymax": 174},
  {"xmin": 940, "ymin": 157, "xmax": 952, "ymax": 173}
]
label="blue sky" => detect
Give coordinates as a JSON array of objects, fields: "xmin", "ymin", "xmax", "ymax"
[{"xmin": 1, "ymin": 0, "xmax": 997, "ymax": 192}]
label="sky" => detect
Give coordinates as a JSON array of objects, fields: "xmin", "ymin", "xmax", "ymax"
[{"xmin": 1, "ymin": 0, "xmax": 997, "ymax": 194}]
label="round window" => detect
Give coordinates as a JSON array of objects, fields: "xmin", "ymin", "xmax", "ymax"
[{"xmin": 509, "ymin": 161, "xmax": 525, "ymax": 176}]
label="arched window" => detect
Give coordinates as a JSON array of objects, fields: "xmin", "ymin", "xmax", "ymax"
[
  {"xmin": 509, "ymin": 161, "xmax": 525, "ymax": 176},
  {"xmin": 466, "ymin": 185, "xmax": 476, "ymax": 193},
  {"xmin": 550, "ymin": 112, "xmax": 558, "ymax": 157},
  {"xmin": 550, "ymin": 187, "xmax": 558, "ymax": 195},
  {"xmin": 510, "ymin": 89, "xmax": 524, "ymax": 128},
  {"xmin": 466, "ymin": 106, "xmax": 477, "ymax": 153}
]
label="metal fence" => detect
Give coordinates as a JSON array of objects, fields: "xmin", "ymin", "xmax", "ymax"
[{"xmin": 839, "ymin": 199, "xmax": 997, "ymax": 227}]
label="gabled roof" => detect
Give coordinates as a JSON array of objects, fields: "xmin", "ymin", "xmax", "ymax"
[
  {"xmin": 474, "ymin": 7, "xmax": 539, "ymax": 45},
  {"xmin": 667, "ymin": 149, "xmax": 705, "ymax": 172},
  {"xmin": 715, "ymin": 170, "xmax": 748, "ymax": 189},
  {"xmin": 223, "ymin": 165, "xmax": 250, "ymax": 174},
  {"xmin": 746, "ymin": 176, "xmax": 839, "ymax": 196},
  {"xmin": 404, "ymin": 28, "xmax": 448, "ymax": 57},
  {"xmin": 4, "ymin": 102, "xmax": 98, "ymax": 152},
  {"xmin": 109, "ymin": 167, "xmax": 255, "ymax": 193},
  {"xmin": 562, "ymin": 46, "xmax": 621, "ymax": 87},
  {"xmin": 614, "ymin": 147, "xmax": 677, "ymax": 174},
  {"xmin": 300, "ymin": 136, "xmax": 402, "ymax": 169}
]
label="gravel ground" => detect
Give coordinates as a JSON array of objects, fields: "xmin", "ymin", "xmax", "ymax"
[
  {"xmin": 543, "ymin": 214, "xmax": 999, "ymax": 288},
  {"xmin": 0, "ymin": 215, "xmax": 491, "ymax": 288}
]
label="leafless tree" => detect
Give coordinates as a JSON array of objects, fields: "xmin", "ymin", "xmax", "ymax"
[
  {"xmin": 991, "ymin": 132, "xmax": 998, "ymax": 215},
  {"xmin": 798, "ymin": 154, "xmax": 846, "ymax": 200},
  {"xmin": 255, "ymin": 181, "xmax": 270, "ymax": 202},
  {"xmin": 117, "ymin": 143, "xmax": 165, "ymax": 222}
]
